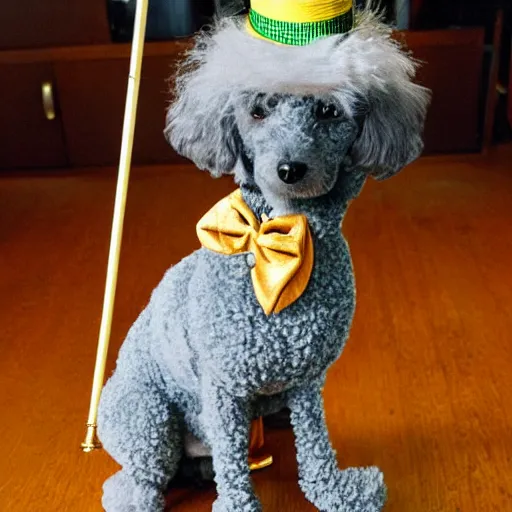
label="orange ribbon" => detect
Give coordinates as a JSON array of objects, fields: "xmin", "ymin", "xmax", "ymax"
[
  {"xmin": 197, "ymin": 190, "xmax": 314, "ymax": 315},
  {"xmin": 248, "ymin": 417, "xmax": 273, "ymax": 471}
]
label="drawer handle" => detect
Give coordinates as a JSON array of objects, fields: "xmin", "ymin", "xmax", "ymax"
[{"xmin": 41, "ymin": 81, "xmax": 56, "ymax": 121}]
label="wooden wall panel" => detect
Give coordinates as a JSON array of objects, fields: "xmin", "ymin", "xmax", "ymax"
[
  {"xmin": 0, "ymin": 0, "xmax": 110, "ymax": 50},
  {"xmin": 410, "ymin": 0, "xmax": 426, "ymax": 28}
]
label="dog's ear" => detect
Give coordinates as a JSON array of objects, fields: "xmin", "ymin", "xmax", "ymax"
[
  {"xmin": 351, "ymin": 79, "xmax": 430, "ymax": 180},
  {"xmin": 165, "ymin": 92, "xmax": 238, "ymax": 177},
  {"xmin": 347, "ymin": 34, "xmax": 431, "ymax": 181},
  {"xmin": 164, "ymin": 43, "xmax": 239, "ymax": 177}
]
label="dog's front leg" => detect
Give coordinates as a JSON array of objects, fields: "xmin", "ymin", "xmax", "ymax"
[
  {"xmin": 203, "ymin": 383, "xmax": 261, "ymax": 512},
  {"xmin": 288, "ymin": 381, "xmax": 387, "ymax": 512}
]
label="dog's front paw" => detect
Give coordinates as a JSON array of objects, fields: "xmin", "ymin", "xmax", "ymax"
[
  {"xmin": 212, "ymin": 493, "xmax": 262, "ymax": 512},
  {"xmin": 102, "ymin": 470, "xmax": 165, "ymax": 512},
  {"xmin": 304, "ymin": 466, "xmax": 386, "ymax": 512}
]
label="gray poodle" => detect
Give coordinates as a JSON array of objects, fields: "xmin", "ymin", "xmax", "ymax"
[{"xmin": 97, "ymin": 8, "xmax": 430, "ymax": 512}]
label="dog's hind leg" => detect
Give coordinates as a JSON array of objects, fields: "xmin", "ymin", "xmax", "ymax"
[
  {"xmin": 288, "ymin": 380, "xmax": 387, "ymax": 512},
  {"xmin": 97, "ymin": 312, "xmax": 183, "ymax": 512}
]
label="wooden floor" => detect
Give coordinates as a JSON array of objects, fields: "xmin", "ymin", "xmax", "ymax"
[{"xmin": 1, "ymin": 146, "xmax": 512, "ymax": 512}]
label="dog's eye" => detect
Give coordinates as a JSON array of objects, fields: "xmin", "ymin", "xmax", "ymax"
[
  {"xmin": 266, "ymin": 95, "xmax": 280, "ymax": 109},
  {"xmin": 251, "ymin": 105, "xmax": 267, "ymax": 120},
  {"xmin": 316, "ymin": 102, "xmax": 340, "ymax": 120}
]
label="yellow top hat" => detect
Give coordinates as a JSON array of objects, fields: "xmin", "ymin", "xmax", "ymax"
[{"xmin": 247, "ymin": 0, "xmax": 354, "ymax": 46}]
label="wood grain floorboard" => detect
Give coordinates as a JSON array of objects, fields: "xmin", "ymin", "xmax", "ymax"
[{"xmin": 1, "ymin": 147, "xmax": 511, "ymax": 511}]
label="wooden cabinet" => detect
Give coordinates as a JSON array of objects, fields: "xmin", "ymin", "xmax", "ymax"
[
  {"xmin": 0, "ymin": 63, "xmax": 67, "ymax": 169},
  {"xmin": 0, "ymin": 28, "xmax": 489, "ymax": 169},
  {"xmin": 0, "ymin": 0, "xmax": 110, "ymax": 50}
]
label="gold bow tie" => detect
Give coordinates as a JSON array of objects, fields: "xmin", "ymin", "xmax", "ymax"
[{"xmin": 197, "ymin": 189, "xmax": 314, "ymax": 315}]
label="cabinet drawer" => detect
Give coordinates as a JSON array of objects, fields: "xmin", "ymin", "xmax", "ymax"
[
  {"xmin": 55, "ymin": 56, "xmax": 184, "ymax": 167},
  {"xmin": 0, "ymin": 63, "xmax": 67, "ymax": 169},
  {"xmin": 403, "ymin": 29, "xmax": 485, "ymax": 154}
]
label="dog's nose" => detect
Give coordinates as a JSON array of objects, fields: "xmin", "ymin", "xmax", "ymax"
[{"xmin": 278, "ymin": 162, "xmax": 308, "ymax": 184}]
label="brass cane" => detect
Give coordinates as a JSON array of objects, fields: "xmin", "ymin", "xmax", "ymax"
[{"xmin": 81, "ymin": 0, "xmax": 149, "ymax": 452}]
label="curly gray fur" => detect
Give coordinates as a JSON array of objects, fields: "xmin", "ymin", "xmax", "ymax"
[{"xmin": 98, "ymin": 6, "xmax": 430, "ymax": 512}]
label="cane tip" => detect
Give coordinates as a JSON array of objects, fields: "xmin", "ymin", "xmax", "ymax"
[
  {"xmin": 81, "ymin": 441, "xmax": 102, "ymax": 453},
  {"xmin": 81, "ymin": 424, "xmax": 103, "ymax": 452}
]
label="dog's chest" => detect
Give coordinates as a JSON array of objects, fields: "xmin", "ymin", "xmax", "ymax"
[{"xmin": 188, "ymin": 237, "xmax": 355, "ymax": 394}]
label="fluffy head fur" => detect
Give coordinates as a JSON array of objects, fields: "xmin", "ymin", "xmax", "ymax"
[{"xmin": 165, "ymin": 7, "xmax": 431, "ymax": 198}]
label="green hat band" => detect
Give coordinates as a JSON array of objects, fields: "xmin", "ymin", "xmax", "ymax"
[{"xmin": 249, "ymin": 8, "xmax": 354, "ymax": 46}]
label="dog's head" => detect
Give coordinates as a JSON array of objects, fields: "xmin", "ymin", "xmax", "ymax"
[{"xmin": 165, "ymin": 9, "xmax": 430, "ymax": 206}]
